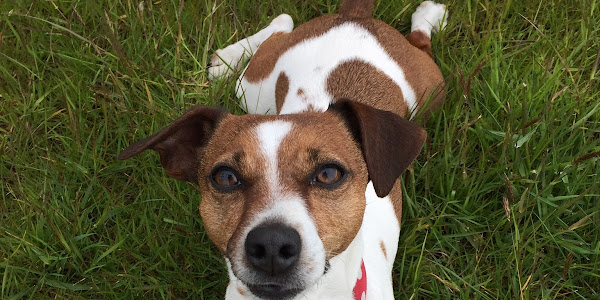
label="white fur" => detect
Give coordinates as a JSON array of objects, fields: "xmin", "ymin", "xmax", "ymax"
[
  {"xmin": 360, "ymin": 182, "xmax": 400, "ymax": 300},
  {"xmin": 255, "ymin": 120, "xmax": 292, "ymax": 193},
  {"xmin": 208, "ymin": 14, "xmax": 294, "ymax": 80},
  {"xmin": 411, "ymin": 1, "xmax": 448, "ymax": 37},
  {"xmin": 236, "ymin": 22, "xmax": 418, "ymax": 117}
]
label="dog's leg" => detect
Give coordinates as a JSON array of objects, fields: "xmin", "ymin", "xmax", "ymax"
[
  {"xmin": 208, "ymin": 14, "xmax": 293, "ymax": 80},
  {"xmin": 406, "ymin": 1, "xmax": 448, "ymax": 58}
]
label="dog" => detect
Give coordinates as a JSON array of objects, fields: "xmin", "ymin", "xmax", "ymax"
[{"xmin": 119, "ymin": 0, "xmax": 448, "ymax": 299}]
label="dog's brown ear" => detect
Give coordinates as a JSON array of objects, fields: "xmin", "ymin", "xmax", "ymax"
[
  {"xmin": 329, "ymin": 99, "xmax": 426, "ymax": 197},
  {"xmin": 119, "ymin": 105, "xmax": 227, "ymax": 183}
]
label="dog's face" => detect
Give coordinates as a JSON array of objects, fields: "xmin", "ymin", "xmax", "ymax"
[
  {"xmin": 200, "ymin": 112, "xmax": 369, "ymax": 298},
  {"xmin": 119, "ymin": 100, "xmax": 426, "ymax": 299}
]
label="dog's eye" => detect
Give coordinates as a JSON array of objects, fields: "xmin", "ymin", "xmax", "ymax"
[
  {"xmin": 313, "ymin": 164, "xmax": 346, "ymax": 187},
  {"xmin": 211, "ymin": 167, "xmax": 241, "ymax": 191}
]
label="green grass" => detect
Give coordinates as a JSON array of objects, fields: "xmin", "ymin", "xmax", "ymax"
[{"xmin": 1, "ymin": 0, "xmax": 598, "ymax": 299}]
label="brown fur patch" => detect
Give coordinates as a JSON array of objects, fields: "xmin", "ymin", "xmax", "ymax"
[
  {"xmin": 327, "ymin": 59, "xmax": 408, "ymax": 117},
  {"xmin": 380, "ymin": 240, "xmax": 388, "ymax": 259},
  {"xmin": 118, "ymin": 106, "xmax": 227, "ymax": 183},
  {"xmin": 339, "ymin": 0, "xmax": 374, "ymax": 19},
  {"xmin": 237, "ymin": 286, "xmax": 247, "ymax": 296},
  {"xmin": 197, "ymin": 115, "xmax": 271, "ymax": 253},
  {"xmin": 406, "ymin": 30, "xmax": 434, "ymax": 59},
  {"xmin": 359, "ymin": 19, "xmax": 446, "ymax": 119},
  {"xmin": 297, "ymin": 88, "xmax": 310, "ymax": 104},
  {"xmin": 275, "ymin": 72, "xmax": 289, "ymax": 114}
]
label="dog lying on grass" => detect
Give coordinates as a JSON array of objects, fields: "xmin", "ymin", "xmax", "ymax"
[{"xmin": 120, "ymin": 0, "xmax": 447, "ymax": 299}]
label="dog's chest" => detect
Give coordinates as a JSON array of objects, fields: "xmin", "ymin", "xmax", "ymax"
[{"xmin": 237, "ymin": 22, "xmax": 415, "ymax": 116}]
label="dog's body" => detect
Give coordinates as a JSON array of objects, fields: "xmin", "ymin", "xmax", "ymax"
[{"xmin": 120, "ymin": 1, "xmax": 447, "ymax": 299}]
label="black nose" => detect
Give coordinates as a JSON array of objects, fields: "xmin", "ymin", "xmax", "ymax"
[{"xmin": 244, "ymin": 223, "xmax": 301, "ymax": 276}]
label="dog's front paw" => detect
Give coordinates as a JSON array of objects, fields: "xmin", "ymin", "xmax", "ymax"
[{"xmin": 208, "ymin": 45, "xmax": 245, "ymax": 81}]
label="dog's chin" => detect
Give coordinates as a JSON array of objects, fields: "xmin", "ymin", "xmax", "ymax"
[
  {"xmin": 228, "ymin": 250, "xmax": 330, "ymax": 300},
  {"xmin": 234, "ymin": 261, "xmax": 330, "ymax": 300},
  {"xmin": 241, "ymin": 261, "xmax": 331, "ymax": 300},
  {"xmin": 246, "ymin": 283, "xmax": 303, "ymax": 300}
]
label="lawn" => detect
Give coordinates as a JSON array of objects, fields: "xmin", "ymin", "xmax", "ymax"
[{"xmin": 1, "ymin": 0, "xmax": 599, "ymax": 299}]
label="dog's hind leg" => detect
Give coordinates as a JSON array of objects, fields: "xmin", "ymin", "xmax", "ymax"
[
  {"xmin": 208, "ymin": 14, "xmax": 294, "ymax": 80},
  {"xmin": 406, "ymin": 1, "xmax": 448, "ymax": 58}
]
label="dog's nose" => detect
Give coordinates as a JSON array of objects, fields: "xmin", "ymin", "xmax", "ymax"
[{"xmin": 244, "ymin": 223, "xmax": 301, "ymax": 275}]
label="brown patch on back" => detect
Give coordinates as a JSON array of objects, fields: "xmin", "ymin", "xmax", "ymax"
[
  {"xmin": 356, "ymin": 19, "xmax": 446, "ymax": 119},
  {"xmin": 275, "ymin": 72, "xmax": 289, "ymax": 114},
  {"xmin": 327, "ymin": 60, "xmax": 408, "ymax": 117},
  {"xmin": 380, "ymin": 240, "xmax": 388, "ymax": 259}
]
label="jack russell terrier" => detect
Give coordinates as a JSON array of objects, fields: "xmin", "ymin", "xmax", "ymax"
[{"xmin": 119, "ymin": 0, "xmax": 448, "ymax": 299}]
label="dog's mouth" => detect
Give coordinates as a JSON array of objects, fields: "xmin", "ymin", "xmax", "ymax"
[
  {"xmin": 242, "ymin": 260, "xmax": 330, "ymax": 300},
  {"xmin": 246, "ymin": 283, "xmax": 303, "ymax": 300}
]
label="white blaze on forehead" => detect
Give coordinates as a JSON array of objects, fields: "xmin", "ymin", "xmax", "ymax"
[{"xmin": 255, "ymin": 120, "xmax": 292, "ymax": 194}]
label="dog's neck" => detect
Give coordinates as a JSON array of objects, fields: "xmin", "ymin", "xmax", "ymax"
[{"xmin": 303, "ymin": 226, "xmax": 366, "ymax": 299}]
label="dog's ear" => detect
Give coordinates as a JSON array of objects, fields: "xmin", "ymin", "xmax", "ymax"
[
  {"xmin": 118, "ymin": 105, "xmax": 227, "ymax": 183},
  {"xmin": 329, "ymin": 99, "xmax": 426, "ymax": 197}
]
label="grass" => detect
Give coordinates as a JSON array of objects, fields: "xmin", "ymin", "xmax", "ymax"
[{"xmin": 0, "ymin": 0, "xmax": 598, "ymax": 299}]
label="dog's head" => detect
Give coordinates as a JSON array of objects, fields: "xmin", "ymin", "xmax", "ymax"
[{"xmin": 119, "ymin": 100, "xmax": 425, "ymax": 299}]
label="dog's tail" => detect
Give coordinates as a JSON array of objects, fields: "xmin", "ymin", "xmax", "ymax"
[{"xmin": 339, "ymin": 0, "xmax": 374, "ymax": 18}]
